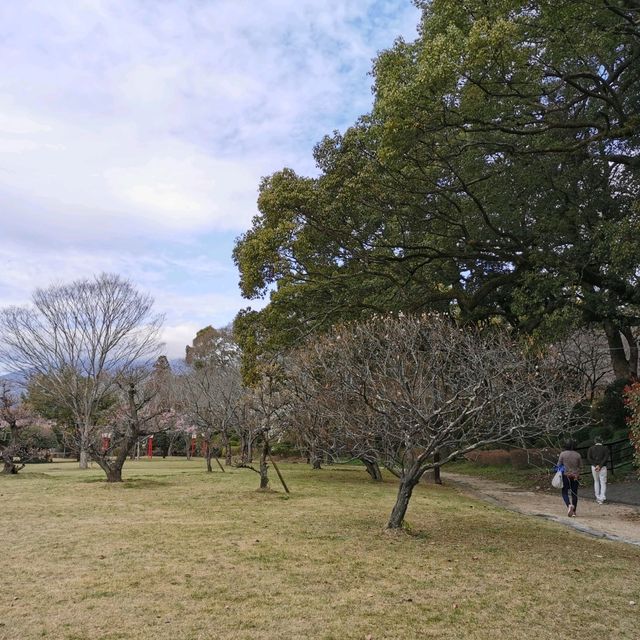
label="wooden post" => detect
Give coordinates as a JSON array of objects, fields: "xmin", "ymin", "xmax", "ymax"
[{"xmin": 267, "ymin": 453, "xmax": 290, "ymax": 494}]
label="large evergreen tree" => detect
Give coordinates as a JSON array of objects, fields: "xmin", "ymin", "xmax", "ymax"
[{"xmin": 233, "ymin": 0, "xmax": 640, "ymax": 375}]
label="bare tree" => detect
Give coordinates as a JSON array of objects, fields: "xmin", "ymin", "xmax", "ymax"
[
  {"xmin": 182, "ymin": 326, "xmax": 242, "ymax": 468},
  {"xmin": 181, "ymin": 352, "xmax": 242, "ymax": 472},
  {"xmin": 0, "ymin": 273, "xmax": 163, "ymax": 468},
  {"xmin": 284, "ymin": 356, "xmax": 383, "ymax": 479},
  {"xmin": 286, "ymin": 314, "xmax": 578, "ymax": 529},
  {"xmin": 552, "ymin": 328, "xmax": 614, "ymax": 401},
  {"xmin": 91, "ymin": 369, "xmax": 177, "ymax": 482},
  {"xmin": 236, "ymin": 364, "xmax": 289, "ymax": 492}
]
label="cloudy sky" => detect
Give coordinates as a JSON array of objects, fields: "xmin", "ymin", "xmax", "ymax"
[{"xmin": 0, "ymin": 0, "xmax": 419, "ymax": 359}]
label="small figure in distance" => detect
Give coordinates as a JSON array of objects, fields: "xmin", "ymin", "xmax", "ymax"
[
  {"xmin": 587, "ymin": 436, "xmax": 608, "ymax": 505},
  {"xmin": 557, "ymin": 440, "xmax": 582, "ymax": 517}
]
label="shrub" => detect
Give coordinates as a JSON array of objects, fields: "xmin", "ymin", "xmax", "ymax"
[
  {"xmin": 509, "ymin": 448, "xmax": 559, "ymax": 469},
  {"xmin": 270, "ymin": 442, "xmax": 298, "ymax": 457}
]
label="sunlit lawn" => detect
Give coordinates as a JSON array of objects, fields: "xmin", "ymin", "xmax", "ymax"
[{"xmin": 2, "ymin": 458, "xmax": 639, "ymax": 640}]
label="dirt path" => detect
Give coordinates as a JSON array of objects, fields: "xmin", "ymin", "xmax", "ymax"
[{"xmin": 442, "ymin": 472, "xmax": 640, "ymax": 547}]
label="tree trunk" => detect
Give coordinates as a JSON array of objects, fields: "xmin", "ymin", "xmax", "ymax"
[
  {"xmin": 360, "ymin": 456, "xmax": 382, "ymax": 481},
  {"xmin": 106, "ymin": 467, "xmax": 123, "ymax": 482},
  {"xmin": 78, "ymin": 424, "xmax": 90, "ymax": 469},
  {"xmin": 259, "ymin": 439, "xmax": 269, "ymax": 490},
  {"xmin": 433, "ymin": 450, "xmax": 442, "ymax": 485},
  {"xmin": 94, "ymin": 433, "xmax": 135, "ymax": 482},
  {"xmin": 621, "ymin": 326, "xmax": 639, "ymax": 379},
  {"xmin": 604, "ymin": 322, "xmax": 634, "ymax": 379},
  {"xmin": 206, "ymin": 450, "xmax": 213, "ymax": 473},
  {"xmin": 386, "ymin": 472, "xmax": 421, "ymax": 529},
  {"xmin": 2, "ymin": 453, "xmax": 19, "ymax": 474},
  {"xmin": 222, "ymin": 431, "xmax": 232, "ymax": 466},
  {"xmin": 310, "ymin": 446, "xmax": 322, "ymax": 470}
]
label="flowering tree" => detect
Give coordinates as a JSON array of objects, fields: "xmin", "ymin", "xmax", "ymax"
[
  {"xmin": 286, "ymin": 314, "xmax": 579, "ymax": 529},
  {"xmin": 623, "ymin": 382, "xmax": 640, "ymax": 472},
  {"xmin": 0, "ymin": 381, "xmax": 51, "ymax": 474}
]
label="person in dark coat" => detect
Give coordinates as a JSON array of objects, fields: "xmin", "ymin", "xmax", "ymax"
[
  {"xmin": 557, "ymin": 440, "xmax": 582, "ymax": 517},
  {"xmin": 587, "ymin": 437, "xmax": 608, "ymax": 504}
]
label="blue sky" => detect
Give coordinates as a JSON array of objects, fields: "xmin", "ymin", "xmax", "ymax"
[{"xmin": 0, "ymin": 0, "xmax": 419, "ymax": 359}]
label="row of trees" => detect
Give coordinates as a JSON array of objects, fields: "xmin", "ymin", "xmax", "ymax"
[
  {"xmin": 0, "ymin": 276, "xmax": 284, "ymax": 491},
  {"xmin": 1, "ymin": 272, "xmax": 587, "ymax": 528}
]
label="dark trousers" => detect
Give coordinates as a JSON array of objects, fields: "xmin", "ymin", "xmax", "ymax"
[{"xmin": 562, "ymin": 474, "xmax": 579, "ymax": 509}]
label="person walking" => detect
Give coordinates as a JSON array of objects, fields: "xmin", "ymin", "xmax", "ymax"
[
  {"xmin": 557, "ymin": 440, "xmax": 582, "ymax": 517},
  {"xmin": 587, "ymin": 437, "xmax": 608, "ymax": 504}
]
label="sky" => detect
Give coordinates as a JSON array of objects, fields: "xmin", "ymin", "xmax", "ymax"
[{"xmin": 0, "ymin": 0, "xmax": 420, "ymax": 360}]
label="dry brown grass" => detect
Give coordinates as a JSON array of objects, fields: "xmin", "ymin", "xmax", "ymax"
[{"xmin": 2, "ymin": 459, "xmax": 639, "ymax": 640}]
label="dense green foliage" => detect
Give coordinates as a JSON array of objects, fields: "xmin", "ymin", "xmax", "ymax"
[{"xmin": 233, "ymin": 0, "xmax": 640, "ymax": 377}]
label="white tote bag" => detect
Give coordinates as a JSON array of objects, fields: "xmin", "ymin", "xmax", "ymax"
[{"xmin": 551, "ymin": 470, "xmax": 563, "ymax": 489}]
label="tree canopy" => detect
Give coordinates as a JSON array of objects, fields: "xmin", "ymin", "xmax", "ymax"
[{"xmin": 233, "ymin": 0, "xmax": 640, "ymax": 377}]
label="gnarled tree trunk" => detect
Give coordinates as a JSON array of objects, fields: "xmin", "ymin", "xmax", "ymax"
[
  {"xmin": 2, "ymin": 452, "xmax": 21, "ymax": 474},
  {"xmin": 386, "ymin": 462, "xmax": 426, "ymax": 529},
  {"xmin": 360, "ymin": 456, "xmax": 382, "ymax": 481},
  {"xmin": 604, "ymin": 322, "xmax": 638, "ymax": 380}
]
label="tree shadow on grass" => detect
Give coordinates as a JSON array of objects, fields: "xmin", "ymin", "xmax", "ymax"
[
  {"xmin": 0, "ymin": 472, "xmax": 51, "ymax": 480},
  {"xmin": 80, "ymin": 477, "xmax": 172, "ymax": 488}
]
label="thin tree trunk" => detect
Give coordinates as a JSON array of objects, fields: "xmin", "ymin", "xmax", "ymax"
[
  {"xmin": 433, "ymin": 450, "xmax": 442, "ymax": 485},
  {"xmin": 259, "ymin": 439, "xmax": 269, "ymax": 490},
  {"xmin": 222, "ymin": 431, "xmax": 232, "ymax": 465},
  {"xmin": 78, "ymin": 427, "xmax": 90, "ymax": 469},
  {"xmin": 386, "ymin": 471, "xmax": 421, "ymax": 529},
  {"xmin": 310, "ymin": 445, "xmax": 322, "ymax": 470},
  {"xmin": 206, "ymin": 449, "xmax": 213, "ymax": 473}
]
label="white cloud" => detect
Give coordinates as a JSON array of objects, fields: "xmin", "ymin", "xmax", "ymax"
[{"xmin": 0, "ymin": 0, "xmax": 419, "ymax": 353}]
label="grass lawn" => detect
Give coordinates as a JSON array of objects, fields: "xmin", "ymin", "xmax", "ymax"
[{"xmin": 2, "ymin": 459, "xmax": 639, "ymax": 640}]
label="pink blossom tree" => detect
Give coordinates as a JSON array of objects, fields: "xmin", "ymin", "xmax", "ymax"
[{"xmin": 0, "ymin": 381, "xmax": 51, "ymax": 474}]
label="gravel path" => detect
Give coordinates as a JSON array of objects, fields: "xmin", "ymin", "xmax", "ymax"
[{"xmin": 442, "ymin": 472, "xmax": 640, "ymax": 547}]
